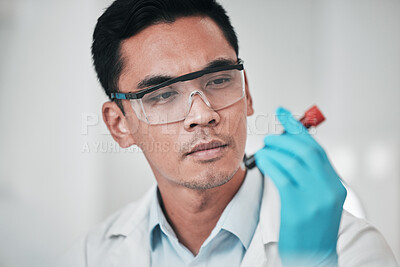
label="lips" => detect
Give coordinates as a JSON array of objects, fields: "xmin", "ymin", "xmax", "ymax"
[{"xmin": 186, "ymin": 140, "xmax": 227, "ymax": 156}]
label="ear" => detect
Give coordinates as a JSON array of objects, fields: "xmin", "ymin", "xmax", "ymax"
[
  {"xmin": 102, "ymin": 101, "xmax": 136, "ymax": 148},
  {"xmin": 244, "ymin": 70, "xmax": 254, "ymax": 116}
]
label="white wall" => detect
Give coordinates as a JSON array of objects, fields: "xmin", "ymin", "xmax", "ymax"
[
  {"xmin": 0, "ymin": 0, "xmax": 107, "ymax": 266},
  {"xmin": 0, "ymin": 0, "xmax": 398, "ymax": 266}
]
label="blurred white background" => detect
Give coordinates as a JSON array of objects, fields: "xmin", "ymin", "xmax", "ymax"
[{"xmin": 0, "ymin": 0, "xmax": 399, "ymax": 266}]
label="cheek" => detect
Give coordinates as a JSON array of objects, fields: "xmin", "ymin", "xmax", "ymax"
[
  {"xmin": 138, "ymin": 130, "xmax": 176, "ymax": 156},
  {"xmin": 220, "ymin": 101, "xmax": 248, "ymax": 140},
  {"xmin": 233, "ymin": 118, "xmax": 248, "ymax": 158},
  {"xmin": 135, "ymin": 126, "xmax": 183, "ymax": 171},
  {"xmin": 229, "ymin": 102, "xmax": 248, "ymax": 157}
]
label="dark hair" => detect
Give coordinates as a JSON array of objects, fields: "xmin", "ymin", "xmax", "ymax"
[{"xmin": 91, "ymin": 0, "xmax": 239, "ymax": 113}]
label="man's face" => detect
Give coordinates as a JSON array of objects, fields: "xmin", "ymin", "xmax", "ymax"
[{"xmin": 114, "ymin": 16, "xmax": 253, "ymax": 190}]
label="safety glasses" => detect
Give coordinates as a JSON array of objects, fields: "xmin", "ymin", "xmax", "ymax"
[{"xmin": 111, "ymin": 59, "xmax": 245, "ymax": 125}]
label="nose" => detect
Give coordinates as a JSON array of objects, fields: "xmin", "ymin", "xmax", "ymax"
[{"xmin": 183, "ymin": 92, "xmax": 220, "ymax": 131}]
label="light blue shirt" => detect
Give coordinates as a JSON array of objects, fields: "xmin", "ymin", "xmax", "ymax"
[{"xmin": 148, "ymin": 171, "xmax": 264, "ymax": 267}]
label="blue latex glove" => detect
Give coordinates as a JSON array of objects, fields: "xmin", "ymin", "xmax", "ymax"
[{"xmin": 254, "ymin": 107, "xmax": 347, "ymax": 266}]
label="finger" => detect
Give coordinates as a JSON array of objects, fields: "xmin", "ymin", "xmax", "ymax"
[
  {"xmin": 264, "ymin": 134, "xmax": 325, "ymax": 171},
  {"xmin": 276, "ymin": 106, "xmax": 308, "ymax": 136},
  {"xmin": 258, "ymin": 147, "xmax": 314, "ymax": 187},
  {"xmin": 255, "ymin": 148, "xmax": 295, "ymax": 190}
]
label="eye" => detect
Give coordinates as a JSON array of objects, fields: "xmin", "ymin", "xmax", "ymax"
[
  {"xmin": 146, "ymin": 89, "xmax": 179, "ymax": 104},
  {"xmin": 158, "ymin": 91, "xmax": 175, "ymax": 100},
  {"xmin": 212, "ymin": 78, "xmax": 230, "ymax": 85},
  {"xmin": 207, "ymin": 77, "xmax": 232, "ymax": 88}
]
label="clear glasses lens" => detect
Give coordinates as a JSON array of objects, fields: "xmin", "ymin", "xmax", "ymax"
[{"xmin": 131, "ymin": 69, "xmax": 245, "ymax": 125}]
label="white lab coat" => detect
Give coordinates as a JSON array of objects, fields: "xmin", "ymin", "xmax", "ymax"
[{"xmin": 61, "ymin": 170, "xmax": 398, "ymax": 267}]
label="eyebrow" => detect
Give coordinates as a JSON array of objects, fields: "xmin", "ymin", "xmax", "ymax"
[{"xmin": 136, "ymin": 58, "xmax": 238, "ymax": 90}]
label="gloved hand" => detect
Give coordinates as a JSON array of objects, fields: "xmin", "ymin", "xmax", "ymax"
[{"xmin": 254, "ymin": 107, "xmax": 347, "ymax": 267}]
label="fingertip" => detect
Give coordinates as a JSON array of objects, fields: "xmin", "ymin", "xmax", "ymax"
[
  {"xmin": 276, "ymin": 106, "xmax": 308, "ymax": 135},
  {"xmin": 276, "ymin": 106, "xmax": 290, "ymax": 116}
]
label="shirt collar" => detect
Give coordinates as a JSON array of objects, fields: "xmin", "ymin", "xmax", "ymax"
[
  {"xmin": 148, "ymin": 188, "xmax": 179, "ymax": 250},
  {"xmin": 148, "ymin": 169, "xmax": 264, "ymax": 251}
]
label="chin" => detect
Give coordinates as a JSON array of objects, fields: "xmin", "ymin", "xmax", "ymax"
[{"xmin": 178, "ymin": 165, "xmax": 239, "ymax": 190}]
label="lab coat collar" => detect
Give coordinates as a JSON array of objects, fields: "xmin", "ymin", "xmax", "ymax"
[
  {"xmin": 239, "ymin": 170, "xmax": 281, "ymax": 267},
  {"xmin": 228, "ymin": 168, "xmax": 279, "ymax": 245},
  {"xmin": 104, "ymin": 185, "xmax": 156, "ymax": 267},
  {"xmin": 106, "ymin": 184, "xmax": 157, "ymax": 238},
  {"xmin": 258, "ymin": 172, "xmax": 281, "ymax": 244}
]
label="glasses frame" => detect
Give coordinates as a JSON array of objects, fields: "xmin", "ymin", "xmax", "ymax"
[{"xmin": 110, "ymin": 59, "xmax": 244, "ymax": 100}]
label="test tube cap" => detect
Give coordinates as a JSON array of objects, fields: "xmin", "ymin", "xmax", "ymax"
[{"xmin": 299, "ymin": 105, "xmax": 325, "ymax": 128}]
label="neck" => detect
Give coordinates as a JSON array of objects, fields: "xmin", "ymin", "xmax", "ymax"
[{"xmin": 156, "ymin": 167, "xmax": 246, "ymax": 255}]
